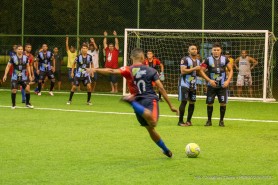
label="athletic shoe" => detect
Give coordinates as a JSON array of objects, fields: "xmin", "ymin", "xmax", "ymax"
[
  {"xmin": 219, "ymin": 121, "xmax": 225, "ymax": 127},
  {"xmin": 177, "ymin": 122, "xmax": 188, "ymax": 127},
  {"xmin": 87, "ymin": 101, "xmax": 92, "ymax": 105},
  {"xmin": 67, "ymin": 101, "xmax": 71, "ymax": 105},
  {"xmin": 11, "ymin": 106, "xmax": 16, "ymax": 109},
  {"xmin": 163, "ymin": 150, "xmax": 173, "ymax": 158},
  {"xmin": 26, "ymin": 103, "xmax": 34, "ymax": 109},
  {"xmin": 186, "ymin": 121, "xmax": 193, "ymax": 126},
  {"xmin": 49, "ymin": 91, "xmax": 54, "ymax": 96},
  {"xmin": 204, "ymin": 121, "xmax": 212, "ymax": 126},
  {"xmin": 38, "ymin": 92, "xmax": 41, "ymax": 96}
]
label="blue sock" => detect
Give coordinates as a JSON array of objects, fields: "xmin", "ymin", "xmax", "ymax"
[
  {"xmin": 156, "ymin": 139, "xmax": 169, "ymax": 153},
  {"xmin": 21, "ymin": 89, "xmax": 26, "ymax": 101},
  {"xmin": 131, "ymin": 101, "xmax": 145, "ymax": 116}
]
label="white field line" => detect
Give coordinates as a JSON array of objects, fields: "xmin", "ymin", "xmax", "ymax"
[{"xmin": 0, "ymin": 105, "xmax": 278, "ymax": 123}]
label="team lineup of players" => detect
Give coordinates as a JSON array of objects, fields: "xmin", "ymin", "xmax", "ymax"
[{"xmin": 2, "ymin": 40, "xmax": 258, "ymax": 157}]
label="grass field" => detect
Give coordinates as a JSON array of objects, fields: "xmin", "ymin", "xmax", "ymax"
[{"xmin": 0, "ymin": 89, "xmax": 278, "ymax": 185}]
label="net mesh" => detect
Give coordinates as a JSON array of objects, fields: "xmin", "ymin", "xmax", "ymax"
[{"xmin": 125, "ymin": 29, "xmax": 276, "ymax": 100}]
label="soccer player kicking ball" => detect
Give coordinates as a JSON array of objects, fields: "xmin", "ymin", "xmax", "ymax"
[
  {"xmin": 2, "ymin": 45, "xmax": 34, "ymax": 109},
  {"xmin": 94, "ymin": 48, "xmax": 178, "ymax": 158}
]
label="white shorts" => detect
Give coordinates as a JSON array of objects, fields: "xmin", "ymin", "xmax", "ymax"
[{"xmin": 236, "ymin": 74, "xmax": 252, "ymax": 86}]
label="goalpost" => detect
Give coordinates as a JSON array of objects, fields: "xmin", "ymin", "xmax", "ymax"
[{"xmin": 123, "ymin": 29, "xmax": 276, "ymax": 102}]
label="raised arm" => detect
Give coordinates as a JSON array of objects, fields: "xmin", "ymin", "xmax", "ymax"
[
  {"xmin": 90, "ymin": 38, "xmax": 98, "ymax": 51},
  {"xmin": 113, "ymin": 31, "xmax": 119, "ymax": 50},
  {"xmin": 66, "ymin": 36, "xmax": 70, "ymax": 52},
  {"xmin": 103, "ymin": 31, "xmax": 108, "ymax": 49}
]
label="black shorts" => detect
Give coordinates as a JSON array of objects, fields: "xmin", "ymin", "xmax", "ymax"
[
  {"xmin": 135, "ymin": 97, "xmax": 159, "ymax": 126},
  {"xmin": 109, "ymin": 74, "xmax": 118, "ymax": 84},
  {"xmin": 39, "ymin": 71, "xmax": 55, "ymax": 81},
  {"xmin": 73, "ymin": 76, "xmax": 91, "ymax": 86},
  {"xmin": 206, "ymin": 86, "xmax": 228, "ymax": 104},
  {"xmin": 178, "ymin": 86, "xmax": 197, "ymax": 102},
  {"xmin": 11, "ymin": 80, "xmax": 29, "ymax": 89}
]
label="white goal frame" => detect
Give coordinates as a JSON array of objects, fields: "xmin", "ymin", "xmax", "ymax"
[{"xmin": 123, "ymin": 28, "xmax": 276, "ymax": 102}]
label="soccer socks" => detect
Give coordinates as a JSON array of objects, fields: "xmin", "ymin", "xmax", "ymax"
[
  {"xmin": 179, "ymin": 101, "xmax": 187, "ymax": 123},
  {"xmin": 220, "ymin": 106, "xmax": 226, "ymax": 121},
  {"xmin": 156, "ymin": 139, "xmax": 170, "ymax": 153},
  {"xmin": 50, "ymin": 81, "xmax": 55, "ymax": 91},
  {"xmin": 131, "ymin": 101, "xmax": 145, "ymax": 116},
  {"xmin": 25, "ymin": 93, "xmax": 30, "ymax": 104},
  {"xmin": 87, "ymin": 92, "xmax": 91, "ymax": 102},
  {"xmin": 69, "ymin": 91, "xmax": 74, "ymax": 101},
  {"xmin": 187, "ymin": 103, "xmax": 195, "ymax": 122},
  {"xmin": 207, "ymin": 105, "xmax": 213, "ymax": 122},
  {"xmin": 11, "ymin": 93, "xmax": 16, "ymax": 106},
  {"xmin": 21, "ymin": 88, "xmax": 26, "ymax": 102},
  {"xmin": 38, "ymin": 82, "xmax": 42, "ymax": 92}
]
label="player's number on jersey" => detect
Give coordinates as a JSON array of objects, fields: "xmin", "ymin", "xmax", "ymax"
[{"xmin": 137, "ymin": 80, "xmax": 146, "ymax": 94}]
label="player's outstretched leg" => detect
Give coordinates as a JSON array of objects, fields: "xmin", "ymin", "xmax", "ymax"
[{"xmin": 145, "ymin": 126, "xmax": 172, "ymax": 158}]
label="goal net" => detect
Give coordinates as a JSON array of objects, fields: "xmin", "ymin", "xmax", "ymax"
[{"xmin": 123, "ymin": 29, "xmax": 276, "ymax": 102}]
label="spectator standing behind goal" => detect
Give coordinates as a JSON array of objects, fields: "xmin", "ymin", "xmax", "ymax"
[
  {"xmin": 87, "ymin": 38, "xmax": 99, "ymax": 92},
  {"xmin": 234, "ymin": 50, "xmax": 258, "ymax": 97},
  {"xmin": 94, "ymin": 48, "xmax": 178, "ymax": 158},
  {"xmin": 224, "ymin": 51, "xmax": 235, "ymax": 97},
  {"xmin": 143, "ymin": 50, "xmax": 165, "ymax": 101},
  {"xmin": 2, "ymin": 45, "xmax": 34, "ymax": 109},
  {"xmin": 199, "ymin": 42, "xmax": 233, "ymax": 127},
  {"xmin": 35, "ymin": 44, "xmax": 56, "ymax": 96},
  {"xmin": 178, "ymin": 44, "xmax": 201, "ymax": 127},
  {"xmin": 53, "ymin": 47, "xmax": 63, "ymax": 90},
  {"xmin": 66, "ymin": 36, "xmax": 78, "ymax": 87},
  {"xmin": 103, "ymin": 30, "xmax": 119, "ymax": 93}
]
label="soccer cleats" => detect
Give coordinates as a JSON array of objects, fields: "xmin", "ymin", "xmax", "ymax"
[
  {"xmin": 219, "ymin": 121, "xmax": 225, "ymax": 127},
  {"xmin": 66, "ymin": 101, "xmax": 71, "ymax": 105},
  {"xmin": 26, "ymin": 103, "xmax": 34, "ymax": 109},
  {"xmin": 163, "ymin": 150, "xmax": 173, "ymax": 158},
  {"xmin": 204, "ymin": 121, "xmax": 212, "ymax": 126},
  {"xmin": 49, "ymin": 91, "xmax": 54, "ymax": 96}
]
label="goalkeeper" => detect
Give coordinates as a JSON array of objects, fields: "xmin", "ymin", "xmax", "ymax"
[{"xmin": 143, "ymin": 50, "xmax": 165, "ymax": 102}]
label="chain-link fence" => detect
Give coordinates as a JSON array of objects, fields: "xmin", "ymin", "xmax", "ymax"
[{"xmin": 0, "ymin": 0, "xmax": 277, "ymax": 99}]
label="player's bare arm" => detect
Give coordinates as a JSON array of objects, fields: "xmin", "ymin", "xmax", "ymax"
[
  {"xmin": 223, "ymin": 62, "xmax": 233, "ymax": 88},
  {"xmin": 2, "ymin": 63, "xmax": 11, "ymax": 82},
  {"xmin": 95, "ymin": 68, "xmax": 121, "ymax": 75},
  {"xmin": 155, "ymin": 79, "xmax": 178, "ymax": 114},
  {"xmin": 180, "ymin": 65, "xmax": 200, "ymax": 75}
]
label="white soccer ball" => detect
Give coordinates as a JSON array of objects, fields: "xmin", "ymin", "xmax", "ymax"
[{"xmin": 185, "ymin": 143, "xmax": 200, "ymax": 158}]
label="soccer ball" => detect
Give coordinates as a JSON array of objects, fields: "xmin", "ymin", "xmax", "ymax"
[{"xmin": 185, "ymin": 143, "xmax": 200, "ymax": 158}]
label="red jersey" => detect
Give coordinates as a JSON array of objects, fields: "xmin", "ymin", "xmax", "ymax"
[
  {"xmin": 24, "ymin": 52, "xmax": 34, "ymax": 65},
  {"xmin": 119, "ymin": 66, "xmax": 138, "ymax": 95},
  {"xmin": 143, "ymin": 57, "xmax": 161, "ymax": 68},
  {"xmin": 105, "ymin": 47, "xmax": 119, "ymax": 69}
]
